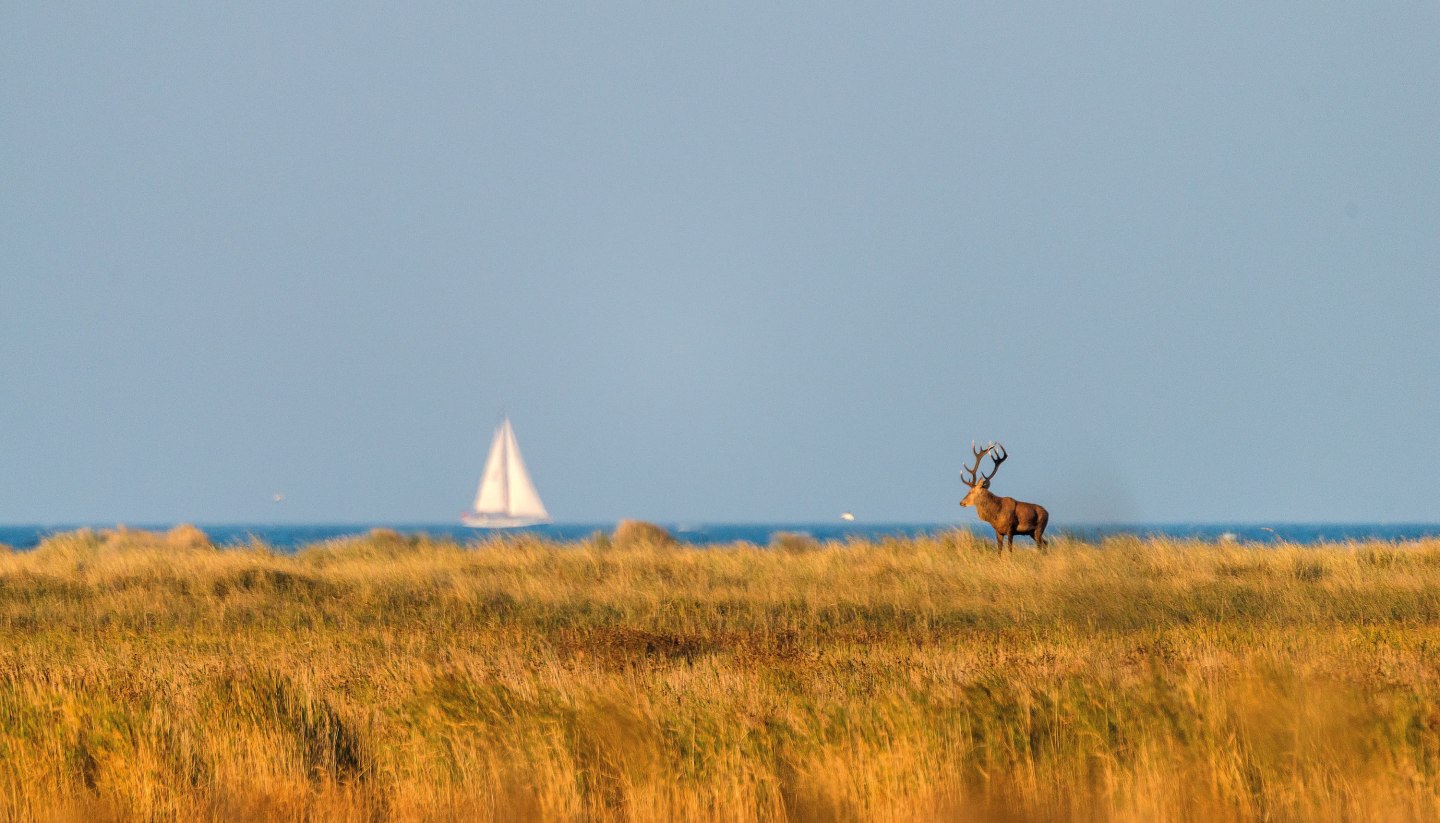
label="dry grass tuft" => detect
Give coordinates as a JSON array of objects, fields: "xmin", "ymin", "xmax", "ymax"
[
  {"xmin": 165, "ymin": 523, "xmax": 212, "ymax": 550},
  {"xmin": 1, "ymin": 530, "xmax": 1440, "ymax": 821},
  {"xmin": 610, "ymin": 520, "xmax": 677, "ymax": 551},
  {"xmin": 770, "ymin": 531, "xmax": 821, "ymax": 553}
]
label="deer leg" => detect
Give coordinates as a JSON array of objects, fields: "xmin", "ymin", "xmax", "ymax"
[{"xmin": 993, "ymin": 529, "xmax": 1004, "ymax": 553}]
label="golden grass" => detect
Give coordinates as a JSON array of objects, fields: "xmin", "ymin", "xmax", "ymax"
[{"xmin": 2, "ymin": 525, "xmax": 1440, "ymax": 821}]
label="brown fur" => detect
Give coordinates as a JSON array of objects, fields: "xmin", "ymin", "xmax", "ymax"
[
  {"xmin": 960, "ymin": 443, "xmax": 1049, "ymax": 552},
  {"xmin": 960, "ymin": 485, "xmax": 1049, "ymax": 551}
]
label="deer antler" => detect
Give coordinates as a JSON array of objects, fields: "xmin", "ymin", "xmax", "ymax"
[
  {"xmin": 961, "ymin": 441, "xmax": 996, "ymax": 488},
  {"xmin": 980, "ymin": 442, "xmax": 1007, "ymax": 482}
]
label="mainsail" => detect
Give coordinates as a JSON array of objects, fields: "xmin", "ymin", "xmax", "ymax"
[{"xmin": 462, "ymin": 417, "xmax": 550, "ymax": 527}]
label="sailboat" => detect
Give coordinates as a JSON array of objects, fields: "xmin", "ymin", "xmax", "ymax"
[{"xmin": 461, "ymin": 416, "xmax": 552, "ymax": 528}]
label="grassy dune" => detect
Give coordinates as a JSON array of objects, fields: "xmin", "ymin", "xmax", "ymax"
[{"xmin": 2, "ymin": 526, "xmax": 1440, "ymax": 821}]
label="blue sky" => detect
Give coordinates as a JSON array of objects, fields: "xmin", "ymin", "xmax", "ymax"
[{"xmin": 3, "ymin": 3, "xmax": 1437, "ymax": 524}]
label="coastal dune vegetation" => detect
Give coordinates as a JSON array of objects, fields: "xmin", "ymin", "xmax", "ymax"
[{"xmin": 2, "ymin": 525, "xmax": 1440, "ymax": 821}]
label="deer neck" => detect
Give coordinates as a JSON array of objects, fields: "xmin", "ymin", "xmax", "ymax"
[{"xmin": 973, "ymin": 488, "xmax": 1005, "ymax": 520}]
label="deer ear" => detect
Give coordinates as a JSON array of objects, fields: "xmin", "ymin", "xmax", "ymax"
[{"xmin": 980, "ymin": 479, "xmax": 990, "ymax": 488}]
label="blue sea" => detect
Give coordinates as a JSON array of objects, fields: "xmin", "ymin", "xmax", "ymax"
[{"xmin": 2, "ymin": 522, "xmax": 1440, "ymax": 551}]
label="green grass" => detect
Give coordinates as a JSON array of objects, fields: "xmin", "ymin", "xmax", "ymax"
[{"xmin": 2, "ymin": 525, "xmax": 1439, "ymax": 821}]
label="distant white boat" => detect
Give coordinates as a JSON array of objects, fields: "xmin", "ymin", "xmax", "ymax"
[
  {"xmin": 840, "ymin": 512, "xmax": 855, "ymax": 522},
  {"xmin": 461, "ymin": 416, "xmax": 551, "ymax": 528}
]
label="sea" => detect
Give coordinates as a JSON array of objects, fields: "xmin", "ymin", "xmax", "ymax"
[{"xmin": 2, "ymin": 522, "xmax": 1440, "ymax": 551}]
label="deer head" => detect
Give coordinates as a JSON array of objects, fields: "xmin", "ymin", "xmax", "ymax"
[{"xmin": 959, "ymin": 441, "xmax": 1006, "ymax": 507}]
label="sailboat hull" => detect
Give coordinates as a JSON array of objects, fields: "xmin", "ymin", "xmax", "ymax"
[{"xmin": 461, "ymin": 514, "xmax": 551, "ymax": 529}]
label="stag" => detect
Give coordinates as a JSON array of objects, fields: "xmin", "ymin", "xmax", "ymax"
[{"xmin": 960, "ymin": 442, "xmax": 1049, "ymax": 551}]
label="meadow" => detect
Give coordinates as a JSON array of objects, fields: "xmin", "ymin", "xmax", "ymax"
[{"xmin": 1, "ymin": 524, "xmax": 1439, "ymax": 822}]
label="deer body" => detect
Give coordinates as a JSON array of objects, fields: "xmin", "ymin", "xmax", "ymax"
[{"xmin": 959, "ymin": 442, "xmax": 1049, "ymax": 551}]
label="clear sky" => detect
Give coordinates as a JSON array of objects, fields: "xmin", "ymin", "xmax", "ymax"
[{"xmin": 3, "ymin": 4, "xmax": 1437, "ymax": 525}]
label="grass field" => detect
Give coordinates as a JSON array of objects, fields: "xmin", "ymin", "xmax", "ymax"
[{"xmin": 2, "ymin": 525, "xmax": 1439, "ymax": 822}]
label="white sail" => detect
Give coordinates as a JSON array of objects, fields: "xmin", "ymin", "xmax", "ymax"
[
  {"xmin": 471, "ymin": 420, "xmax": 511, "ymax": 514},
  {"xmin": 464, "ymin": 417, "xmax": 551, "ymax": 527},
  {"xmin": 501, "ymin": 422, "xmax": 549, "ymax": 519}
]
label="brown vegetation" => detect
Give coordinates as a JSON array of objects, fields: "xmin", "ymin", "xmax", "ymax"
[
  {"xmin": 610, "ymin": 519, "xmax": 677, "ymax": 551},
  {"xmin": 2, "ymin": 527, "xmax": 1440, "ymax": 821}
]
